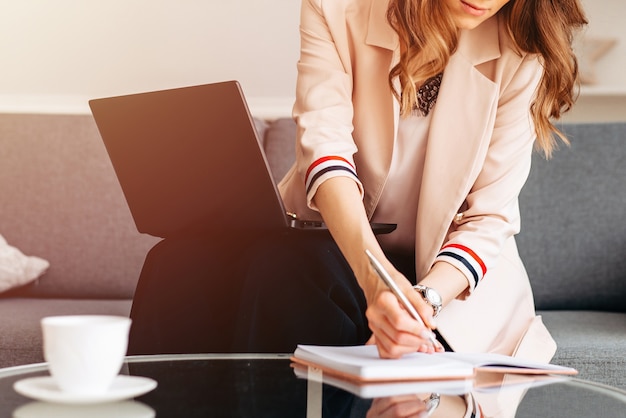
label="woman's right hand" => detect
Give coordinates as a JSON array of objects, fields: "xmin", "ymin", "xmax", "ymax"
[{"xmin": 364, "ymin": 265, "xmax": 443, "ymax": 358}]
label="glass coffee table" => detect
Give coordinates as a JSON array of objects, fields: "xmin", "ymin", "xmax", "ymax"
[{"xmin": 1, "ymin": 353, "xmax": 625, "ymax": 417}]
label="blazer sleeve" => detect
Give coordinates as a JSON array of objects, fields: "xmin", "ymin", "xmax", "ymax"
[
  {"xmin": 436, "ymin": 53, "xmax": 543, "ymax": 294},
  {"xmin": 292, "ymin": 0, "xmax": 364, "ymax": 211}
]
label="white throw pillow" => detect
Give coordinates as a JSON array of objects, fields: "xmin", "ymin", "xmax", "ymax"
[{"xmin": 0, "ymin": 234, "xmax": 49, "ymax": 293}]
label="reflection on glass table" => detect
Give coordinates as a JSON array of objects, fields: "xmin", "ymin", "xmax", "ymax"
[
  {"xmin": 13, "ymin": 400, "xmax": 154, "ymax": 418},
  {"xmin": 0, "ymin": 353, "xmax": 625, "ymax": 417}
]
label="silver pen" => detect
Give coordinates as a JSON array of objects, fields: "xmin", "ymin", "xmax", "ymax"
[{"xmin": 365, "ymin": 249, "xmax": 439, "ymax": 347}]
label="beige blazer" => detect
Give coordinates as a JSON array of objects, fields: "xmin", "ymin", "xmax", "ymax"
[{"xmin": 279, "ymin": 0, "xmax": 556, "ymax": 361}]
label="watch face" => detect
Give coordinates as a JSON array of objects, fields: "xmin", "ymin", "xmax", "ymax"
[{"xmin": 425, "ymin": 288, "xmax": 442, "ymax": 305}]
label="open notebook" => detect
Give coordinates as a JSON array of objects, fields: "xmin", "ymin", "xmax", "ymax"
[{"xmin": 291, "ymin": 345, "xmax": 577, "ymax": 383}]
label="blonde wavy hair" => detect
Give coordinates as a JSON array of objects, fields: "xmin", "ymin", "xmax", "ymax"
[{"xmin": 387, "ymin": 0, "xmax": 588, "ymax": 157}]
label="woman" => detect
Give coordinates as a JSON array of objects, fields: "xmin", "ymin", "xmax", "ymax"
[
  {"xmin": 128, "ymin": 0, "xmax": 587, "ymax": 360},
  {"xmin": 233, "ymin": 0, "xmax": 587, "ymax": 361}
]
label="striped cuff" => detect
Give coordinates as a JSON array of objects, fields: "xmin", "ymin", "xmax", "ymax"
[
  {"xmin": 305, "ymin": 156, "xmax": 358, "ymax": 195},
  {"xmin": 435, "ymin": 244, "xmax": 487, "ymax": 290}
]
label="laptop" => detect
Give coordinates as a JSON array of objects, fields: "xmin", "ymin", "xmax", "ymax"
[{"xmin": 89, "ymin": 80, "xmax": 395, "ymax": 238}]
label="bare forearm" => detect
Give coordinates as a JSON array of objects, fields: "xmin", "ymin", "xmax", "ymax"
[{"xmin": 312, "ymin": 176, "xmax": 389, "ymax": 303}]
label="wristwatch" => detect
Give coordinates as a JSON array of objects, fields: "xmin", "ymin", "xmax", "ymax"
[
  {"xmin": 413, "ymin": 284, "xmax": 442, "ymax": 318},
  {"xmin": 424, "ymin": 393, "xmax": 441, "ymax": 415}
]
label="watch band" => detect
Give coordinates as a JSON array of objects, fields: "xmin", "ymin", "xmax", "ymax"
[{"xmin": 413, "ymin": 284, "xmax": 442, "ymax": 318}]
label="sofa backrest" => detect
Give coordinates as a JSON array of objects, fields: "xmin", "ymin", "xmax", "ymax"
[
  {"xmin": 0, "ymin": 114, "xmax": 159, "ymax": 299},
  {"xmin": 518, "ymin": 122, "xmax": 626, "ymax": 312},
  {"xmin": 260, "ymin": 118, "xmax": 298, "ymax": 183}
]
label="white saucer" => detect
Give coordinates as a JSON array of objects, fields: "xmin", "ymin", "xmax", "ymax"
[{"xmin": 13, "ymin": 375, "xmax": 157, "ymax": 405}]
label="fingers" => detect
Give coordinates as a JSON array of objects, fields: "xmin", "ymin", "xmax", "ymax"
[
  {"xmin": 366, "ymin": 291, "xmax": 438, "ymax": 358},
  {"xmin": 433, "ymin": 338, "xmax": 446, "ymax": 353}
]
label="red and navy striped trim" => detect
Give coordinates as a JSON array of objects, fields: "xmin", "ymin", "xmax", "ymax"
[
  {"xmin": 436, "ymin": 243, "xmax": 487, "ymax": 288},
  {"xmin": 305, "ymin": 156, "xmax": 358, "ymax": 194}
]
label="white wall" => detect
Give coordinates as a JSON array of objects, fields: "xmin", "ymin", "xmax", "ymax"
[
  {"xmin": 562, "ymin": 0, "xmax": 626, "ymax": 122},
  {"xmin": 0, "ymin": 0, "xmax": 624, "ymax": 121},
  {"xmin": 577, "ymin": 0, "xmax": 626, "ymax": 91},
  {"xmin": 0, "ymin": 0, "xmax": 300, "ymax": 117}
]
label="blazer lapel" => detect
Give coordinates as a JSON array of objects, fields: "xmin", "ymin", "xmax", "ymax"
[
  {"xmin": 365, "ymin": 0, "xmax": 397, "ymax": 51},
  {"xmin": 357, "ymin": 0, "xmax": 401, "ymax": 217},
  {"xmin": 415, "ymin": 17, "xmax": 503, "ymax": 277}
]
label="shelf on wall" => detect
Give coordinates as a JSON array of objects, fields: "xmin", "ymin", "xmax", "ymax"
[{"xmin": 579, "ymin": 85, "xmax": 626, "ymax": 97}]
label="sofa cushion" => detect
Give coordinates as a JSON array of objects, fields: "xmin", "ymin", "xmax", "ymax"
[
  {"xmin": 0, "ymin": 298, "xmax": 132, "ymax": 368},
  {"xmin": 262, "ymin": 118, "xmax": 297, "ymax": 183},
  {"xmin": 518, "ymin": 123, "xmax": 626, "ymax": 312},
  {"xmin": 0, "ymin": 114, "xmax": 159, "ymax": 299},
  {"xmin": 540, "ymin": 310, "xmax": 626, "ymax": 390}
]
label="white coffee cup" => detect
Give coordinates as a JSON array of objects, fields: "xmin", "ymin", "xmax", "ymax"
[{"xmin": 41, "ymin": 315, "xmax": 131, "ymax": 395}]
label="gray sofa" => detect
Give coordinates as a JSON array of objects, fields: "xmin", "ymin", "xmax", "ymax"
[
  {"xmin": 0, "ymin": 113, "xmax": 160, "ymax": 368},
  {"xmin": 517, "ymin": 122, "xmax": 626, "ymax": 390},
  {"xmin": 0, "ymin": 113, "xmax": 624, "ymax": 390}
]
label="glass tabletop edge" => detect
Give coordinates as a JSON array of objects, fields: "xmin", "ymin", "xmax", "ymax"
[
  {"xmin": 124, "ymin": 352, "xmax": 293, "ymax": 364},
  {"xmin": 0, "ymin": 353, "xmax": 293, "ymax": 379}
]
